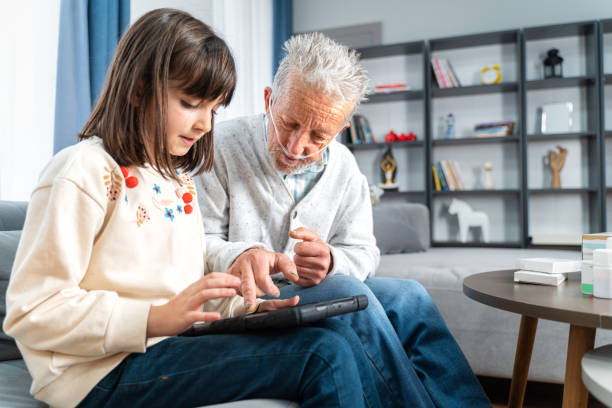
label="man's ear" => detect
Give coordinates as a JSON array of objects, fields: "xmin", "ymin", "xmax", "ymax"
[{"xmin": 264, "ymin": 87, "xmax": 272, "ymax": 113}]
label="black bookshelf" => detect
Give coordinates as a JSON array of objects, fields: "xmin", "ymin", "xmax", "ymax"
[
  {"xmin": 528, "ymin": 188, "xmax": 598, "ymax": 194},
  {"xmin": 427, "ymin": 28, "xmax": 524, "ymax": 247},
  {"xmin": 432, "ymin": 135, "xmax": 519, "ymax": 146},
  {"xmin": 346, "ymin": 141, "xmax": 424, "ymax": 150},
  {"xmin": 523, "ymin": 20, "xmax": 602, "ymax": 244},
  {"xmin": 365, "ymin": 90, "xmax": 423, "ymax": 103},
  {"xmin": 527, "ymin": 132, "xmax": 596, "ymax": 140},
  {"xmin": 345, "ymin": 20, "xmax": 612, "ymax": 248},
  {"xmin": 433, "ymin": 189, "xmax": 521, "ymax": 196},
  {"xmin": 432, "ymin": 82, "xmax": 518, "ymax": 98}
]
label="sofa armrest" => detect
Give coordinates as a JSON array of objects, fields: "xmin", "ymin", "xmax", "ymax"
[
  {"xmin": 373, "ymin": 202, "xmax": 430, "ymax": 253},
  {"xmin": 0, "ymin": 201, "xmax": 28, "ymax": 232}
]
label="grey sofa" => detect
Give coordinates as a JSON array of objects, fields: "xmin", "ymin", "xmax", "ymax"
[
  {"xmin": 0, "ymin": 201, "xmax": 297, "ymax": 408},
  {"xmin": 4, "ymin": 199, "xmax": 612, "ymax": 406},
  {"xmin": 373, "ymin": 201, "xmax": 612, "ymax": 383}
]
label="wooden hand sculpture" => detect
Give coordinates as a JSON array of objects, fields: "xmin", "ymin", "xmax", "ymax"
[{"xmin": 548, "ymin": 145, "xmax": 568, "ymax": 188}]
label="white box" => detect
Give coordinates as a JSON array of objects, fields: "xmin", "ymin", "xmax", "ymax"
[
  {"xmin": 582, "ymin": 233, "xmax": 612, "ymax": 260},
  {"xmin": 514, "ymin": 270, "xmax": 567, "ymax": 286},
  {"xmin": 516, "ymin": 257, "xmax": 582, "ymax": 274}
]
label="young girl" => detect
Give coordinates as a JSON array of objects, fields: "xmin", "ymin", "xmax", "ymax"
[{"xmin": 3, "ymin": 9, "xmax": 380, "ymax": 408}]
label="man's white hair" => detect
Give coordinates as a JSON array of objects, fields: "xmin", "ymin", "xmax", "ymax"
[{"xmin": 272, "ymin": 32, "xmax": 370, "ymax": 110}]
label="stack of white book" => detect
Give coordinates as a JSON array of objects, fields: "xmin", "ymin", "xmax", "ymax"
[{"xmin": 514, "ymin": 258, "xmax": 582, "ymax": 286}]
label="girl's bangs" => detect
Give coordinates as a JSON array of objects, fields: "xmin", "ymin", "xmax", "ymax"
[{"xmin": 171, "ymin": 37, "xmax": 236, "ymax": 106}]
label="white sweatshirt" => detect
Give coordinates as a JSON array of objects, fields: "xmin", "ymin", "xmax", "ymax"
[
  {"xmin": 195, "ymin": 114, "xmax": 380, "ymax": 281},
  {"xmin": 3, "ymin": 137, "xmax": 249, "ymax": 407}
]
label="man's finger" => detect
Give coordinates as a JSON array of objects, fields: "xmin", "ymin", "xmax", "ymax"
[
  {"xmin": 239, "ymin": 263, "xmax": 258, "ymax": 310},
  {"xmin": 294, "ymin": 256, "xmax": 327, "ymax": 272},
  {"xmin": 275, "ymin": 253, "xmax": 299, "ymax": 282},
  {"xmin": 258, "ymin": 296, "xmax": 300, "ymax": 312},
  {"xmin": 289, "ymin": 227, "xmax": 321, "ymax": 242},
  {"xmin": 294, "ymin": 241, "xmax": 327, "ymax": 257},
  {"xmin": 248, "ymin": 251, "xmax": 280, "ymax": 297}
]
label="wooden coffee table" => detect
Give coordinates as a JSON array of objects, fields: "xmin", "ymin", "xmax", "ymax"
[{"xmin": 463, "ymin": 269, "xmax": 612, "ymax": 408}]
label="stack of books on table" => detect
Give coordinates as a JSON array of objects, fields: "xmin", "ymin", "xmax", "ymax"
[
  {"xmin": 514, "ymin": 258, "xmax": 582, "ymax": 286},
  {"xmin": 472, "ymin": 120, "xmax": 515, "ymax": 138}
]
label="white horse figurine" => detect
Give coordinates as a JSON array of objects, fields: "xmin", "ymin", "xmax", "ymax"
[{"xmin": 448, "ymin": 198, "xmax": 490, "ymax": 243}]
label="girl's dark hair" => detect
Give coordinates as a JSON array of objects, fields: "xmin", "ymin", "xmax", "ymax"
[{"xmin": 80, "ymin": 8, "xmax": 236, "ymax": 179}]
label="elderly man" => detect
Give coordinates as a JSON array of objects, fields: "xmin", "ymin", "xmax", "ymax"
[{"xmin": 196, "ymin": 33, "xmax": 490, "ymax": 407}]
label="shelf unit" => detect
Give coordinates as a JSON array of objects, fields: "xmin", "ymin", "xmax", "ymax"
[
  {"xmin": 427, "ymin": 29, "xmax": 523, "ymax": 245},
  {"xmin": 351, "ymin": 41, "xmax": 428, "ymax": 204},
  {"xmin": 523, "ymin": 21, "xmax": 601, "ymax": 246},
  {"xmin": 602, "ymin": 19, "xmax": 612, "ymax": 230},
  {"xmin": 347, "ymin": 20, "xmax": 611, "ymax": 248}
]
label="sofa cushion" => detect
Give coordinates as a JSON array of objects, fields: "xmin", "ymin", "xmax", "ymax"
[
  {"xmin": 373, "ymin": 202, "xmax": 429, "ymax": 254},
  {"xmin": 0, "ymin": 230, "xmax": 22, "ymax": 361}
]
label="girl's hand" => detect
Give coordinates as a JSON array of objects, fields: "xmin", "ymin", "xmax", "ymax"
[
  {"xmin": 147, "ymin": 272, "xmax": 241, "ymax": 338},
  {"xmin": 255, "ymin": 295, "xmax": 300, "ymax": 313}
]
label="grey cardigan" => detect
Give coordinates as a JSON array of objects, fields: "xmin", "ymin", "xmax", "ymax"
[{"xmin": 195, "ymin": 114, "xmax": 380, "ymax": 281}]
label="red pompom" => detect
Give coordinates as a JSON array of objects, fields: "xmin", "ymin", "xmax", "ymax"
[
  {"xmin": 182, "ymin": 192, "xmax": 193, "ymax": 204},
  {"xmin": 184, "ymin": 204, "xmax": 193, "ymax": 214},
  {"xmin": 125, "ymin": 176, "xmax": 139, "ymax": 188},
  {"xmin": 120, "ymin": 166, "xmax": 128, "ymax": 178}
]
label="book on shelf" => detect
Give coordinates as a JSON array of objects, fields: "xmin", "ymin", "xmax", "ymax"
[
  {"xmin": 346, "ymin": 114, "xmax": 377, "ymax": 145},
  {"xmin": 443, "ymin": 59, "xmax": 461, "ymax": 87},
  {"xmin": 373, "ymin": 83, "xmax": 411, "ymax": 94},
  {"xmin": 432, "ymin": 164, "xmax": 442, "ymax": 191},
  {"xmin": 431, "ymin": 57, "xmax": 459, "ymax": 89},
  {"xmin": 439, "ymin": 160, "xmax": 459, "ymax": 190},
  {"xmin": 359, "ymin": 115, "xmax": 376, "ymax": 143},
  {"xmin": 348, "ymin": 116, "xmax": 359, "ymax": 144},
  {"xmin": 450, "ymin": 160, "xmax": 466, "ymax": 190},
  {"xmin": 435, "ymin": 162, "xmax": 448, "ymax": 190},
  {"xmin": 472, "ymin": 120, "xmax": 514, "ymax": 138}
]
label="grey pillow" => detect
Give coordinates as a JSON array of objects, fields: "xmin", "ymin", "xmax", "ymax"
[
  {"xmin": 0, "ymin": 230, "xmax": 22, "ymax": 360},
  {"xmin": 373, "ymin": 203, "xmax": 429, "ymax": 254}
]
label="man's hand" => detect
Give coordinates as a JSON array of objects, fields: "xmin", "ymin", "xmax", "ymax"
[
  {"xmin": 227, "ymin": 248, "xmax": 299, "ymax": 312},
  {"xmin": 289, "ymin": 227, "xmax": 333, "ymax": 287},
  {"xmin": 256, "ymin": 295, "xmax": 300, "ymax": 312}
]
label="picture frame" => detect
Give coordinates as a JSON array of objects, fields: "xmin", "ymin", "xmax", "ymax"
[{"xmin": 540, "ymin": 102, "xmax": 573, "ymax": 134}]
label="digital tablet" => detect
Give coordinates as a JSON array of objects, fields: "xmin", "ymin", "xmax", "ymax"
[{"xmin": 180, "ymin": 295, "xmax": 368, "ymax": 336}]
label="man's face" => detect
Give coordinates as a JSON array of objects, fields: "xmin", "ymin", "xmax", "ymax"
[{"xmin": 265, "ymin": 77, "xmax": 353, "ymax": 174}]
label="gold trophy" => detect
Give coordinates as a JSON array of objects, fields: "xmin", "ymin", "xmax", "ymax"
[{"xmin": 379, "ymin": 147, "xmax": 399, "ymax": 190}]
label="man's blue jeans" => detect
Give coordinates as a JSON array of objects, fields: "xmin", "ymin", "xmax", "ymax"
[
  {"xmin": 276, "ymin": 275, "xmax": 491, "ymax": 407},
  {"xmin": 78, "ymin": 320, "xmax": 384, "ymax": 408}
]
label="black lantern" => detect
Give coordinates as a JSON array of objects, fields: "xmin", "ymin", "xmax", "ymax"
[{"xmin": 543, "ymin": 48, "xmax": 563, "ymax": 79}]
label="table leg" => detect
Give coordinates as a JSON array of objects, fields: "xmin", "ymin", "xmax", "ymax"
[
  {"xmin": 561, "ymin": 325, "xmax": 596, "ymax": 408},
  {"xmin": 508, "ymin": 315, "xmax": 538, "ymax": 408}
]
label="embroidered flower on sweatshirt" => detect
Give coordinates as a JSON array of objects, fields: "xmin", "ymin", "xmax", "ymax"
[
  {"xmin": 153, "ymin": 184, "xmax": 161, "ymax": 194},
  {"xmin": 176, "ymin": 205, "xmax": 183, "ymax": 214},
  {"xmin": 164, "ymin": 208, "xmax": 174, "ymax": 221},
  {"xmin": 103, "ymin": 166, "xmax": 122, "ymax": 201},
  {"xmin": 136, "ymin": 204, "xmax": 151, "ymax": 227}
]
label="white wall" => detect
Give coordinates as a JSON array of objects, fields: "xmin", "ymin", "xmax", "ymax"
[
  {"xmin": 131, "ymin": 0, "xmax": 273, "ymax": 122},
  {"xmin": 0, "ymin": 2, "xmax": 60, "ymax": 201},
  {"xmin": 293, "ymin": 0, "xmax": 612, "ymax": 44}
]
